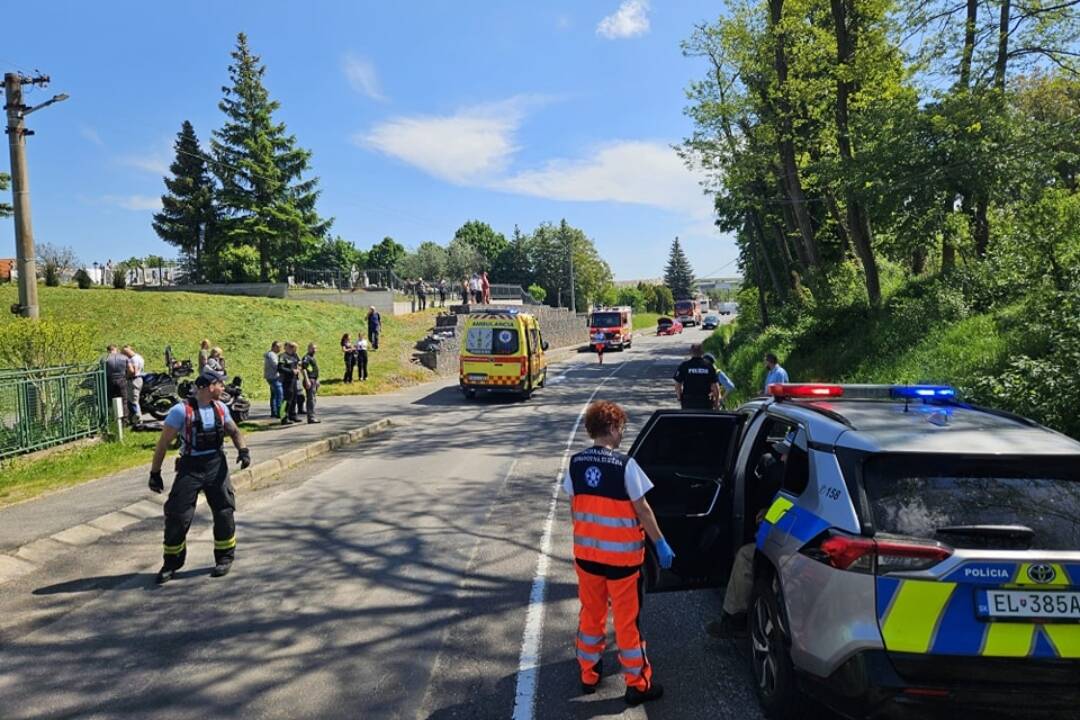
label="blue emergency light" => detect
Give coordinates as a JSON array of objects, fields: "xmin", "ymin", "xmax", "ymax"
[{"xmin": 889, "ymin": 385, "xmax": 957, "ymax": 400}]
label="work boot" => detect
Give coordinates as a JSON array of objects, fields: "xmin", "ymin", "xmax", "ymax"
[
  {"xmin": 625, "ymin": 682, "xmax": 664, "ymax": 706},
  {"xmin": 210, "ymin": 562, "xmax": 232, "ymax": 578},
  {"xmin": 581, "ymin": 659, "xmax": 603, "ymax": 695},
  {"xmin": 705, "ymin": 612, "xmax": 747, "ymax": 639},
  {"xmin": 155, "ymin": 567, "xmax": 176, "ymax": 585},
  {"xmin": 307, "ymin": 418, "xmax": 321, "ymax": 424}
]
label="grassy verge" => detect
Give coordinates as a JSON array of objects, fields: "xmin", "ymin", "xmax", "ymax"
[
  {"xmin": 0, "ymin": 420, "xmax": 270, "ymax": 509},
  {"xmin": 0, "ymin": 286, "xmax": 440, "ymax": 400},
  {"xmin": 632, "ymin": 313, "xmax": 662, "ymax": 331}
]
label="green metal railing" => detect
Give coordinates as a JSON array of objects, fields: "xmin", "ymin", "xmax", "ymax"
[{"xmin": 0, "ymin": 364, "xmax": 109, "ymax": 460}]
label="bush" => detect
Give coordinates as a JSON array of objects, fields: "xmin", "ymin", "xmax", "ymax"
[
  {"xmin": 43, "ymin": 262, "xmax": 61, "ymax": 287},
  {"xmin": 74, "ymin": 269, "xmax": 93, "ymax": 290},
  {"xmin": 527, "ymin": 283, "xmax": 547, "ymax": 303},
  {"xmin": 218, "ymin": 245, "xmax": 260, "ymax": 283},
  {"xmin": 112, "ymin": 267, "xmax": 127, "ymax": 289},
  {"xmin": 0, "ymin": 319, "xmax": 99, "ymax": 369}
]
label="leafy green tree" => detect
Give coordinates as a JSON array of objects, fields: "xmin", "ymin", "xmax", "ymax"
[
  {"xmin": 398, "ymin": 241, "xmax": 448, "ymax": 280},
  {"xmin": 367, "ymin": 236, "xmax": 406, "ymax": 270},
  {"xmin": 453, "ymin": 220, "xmax": 508, "ymax": 270},
  {"xmin": 0, "ymin": 173, "xmax": 12, "ymax": 218},
  {"xmin": 492, "ymin": 225, "xmax": 533, "ymax": 286},
  {"xmin": 527, "ymin": 283, "xmax": 547, "ymax": 303},
  {"xmin": 153, "ymin": 121, "xmax": 217, "ymax": 283},
  {"xmin": 300, "ymin": 237, "xmax": 365, "ymax": 278},
  {"xmin": 616, "ymin": 287, "xmax": 646, "ymax": 312},
  {"xmin": 664, "ymin": 237, "xmax": 696, "ymax": 300},
  {"xmin": 211, "ymin": 33, "xmax": 331, "ymax": 282},
  {"xmin": 529, "ymin": 220, "xmax": 613, "ymax": 311},
  {"xmin": 446, "ymin": 236, "xmax": 484, "ymax": 280},
  {"xmin": 653, "ymin": 285, "xmax": 675, "ymax": 314}
]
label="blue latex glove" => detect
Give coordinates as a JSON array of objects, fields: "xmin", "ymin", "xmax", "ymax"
[{"xmin": 655, "ymin": 537, "xmax": 676, "ymax": 570}]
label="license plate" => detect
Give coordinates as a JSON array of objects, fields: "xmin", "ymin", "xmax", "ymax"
[
  {"xmin": 978, "ymin": 589, "xmax": 1080, "ymax": 620},
  {"xmin": 467, "ymin": 374, "xmax": 487, "ymax": 382}
]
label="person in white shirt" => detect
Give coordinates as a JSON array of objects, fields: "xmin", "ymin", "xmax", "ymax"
[
  {"xmin": 355, "ymin": 334, "xmax": 369, "ymax": 381},
  {"xmin": 122, "ymin": 345, "xmax": 145, "ymax": 427}
]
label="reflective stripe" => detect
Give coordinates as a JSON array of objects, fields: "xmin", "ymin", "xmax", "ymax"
[
  {"xmin": 573, "ymin": 536, "xmax": 644, "ymax": 554},
  {"xmin": 576, "ymin": 649, "xmax": 601, "ymax": 663},
  {"xmin": 577, "ymin": 631, "xmax": 605, "ymax": 646},
  {"xmin": 763, "ymin": 496, "xmax": 794, "ymax": 524},
  {"xmin": 162, "ymin": 542, "xmax": 186, "ymax": 555},
  {"xmin": 1044, "ymin": 625, "xmax": 1080, "ymax": 658},
  {"xmin": 881, "ymin": 580, "xmax": 956, "ymax": 653},
  {"xmin": 982, "ymin": 622, "xmax": 1036, "ymax": 657},
  {"xmin": 618, "ymin": 647, "xmax": 643, "ymax": 660},
  {"xmin": 214, "ymin": 535, "xmax": 237, "ymax": 550},
  {"xmin": 572, "ymin": 511, "xmax": 638, "ymax": 529},
  {"xmin": 621, "ymin": 664, "xmax": 643, "ymax": 676}
]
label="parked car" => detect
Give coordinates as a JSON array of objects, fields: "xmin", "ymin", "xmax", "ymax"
[
  {"xmin": 701, "ymin": 314, "xmax": 721, "ymax": 330},
  {"xmin": 656, "ymin": 317, "xmax": 684, "ymax": 336},
  {"xmin": 627, "ymin": 383, "xmax": 1080, "ymax": 720}
]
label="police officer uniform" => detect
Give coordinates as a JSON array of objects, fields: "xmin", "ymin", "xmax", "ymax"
[
  {"xmin": 300, "ymin": 349, "xmax": 320, "ymax": 423},
  {"xmin": 563, "ymin": 446, "xmax": 661, "ymax": 703},
  {"xmin": 150, "ymin": 369, "xmax": 249, "ymax": 583},
  {"xmin": 673, "ymin": 354, "xmax": 718, "ymax": 409}
]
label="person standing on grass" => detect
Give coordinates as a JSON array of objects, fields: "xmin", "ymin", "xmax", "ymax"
[
  {"xmin": 763, "ymin": 352, "xmax": 789, "ymax": 394},
  {"xmin": 367, "ymin": 306, "xmax": 382, "ymax": 350},
  {"xmin": 104, "ymin": 345, "xmax": 129, "ymax": 415},
  {"xmin": 355, "ymin": 334, "xmax": 369, "ymax": 382},
  {"xmin": 301, "ymin": 343, "xmax": 321, "ymax": 424},
  {"xmin": 123, "ymin": 345, "xmax": 146, "ymax": 427},
  {"xmin": 278, "ymin": 341, "xmax": 301, "ymax": 425},
  {"xmin": 438, "ymin": 278, "xmax": 448, "ymax": 307},
  {"xmin": 564, "ymin": 401, "xmax": 671, "ymax": 705},
  {"xmin": 341, "ymin": 333, "xmax": 355, "ymax": 383},
  {"xmin": 198, "ymin": 339, "xmax": 211, "ymax": 371},
  {"xmin": 264, "ymin": 341, "xmax": 283, "ymax": 419},
  {"xmin": 148, "ymin": 368, "xmax": 250, "ymax": 584}
]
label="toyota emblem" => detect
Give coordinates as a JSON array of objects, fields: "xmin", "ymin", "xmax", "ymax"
[{"xmin": 1027, "ymin": 564, "xmax": 1056, "ymax": 584}]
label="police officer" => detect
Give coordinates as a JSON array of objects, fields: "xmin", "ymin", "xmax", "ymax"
[
  {"xmin": 300, "ymin": 342, "xmax": 320, "ymax": 424},
  {"xmin": 148, "ymin": 368, "xmax": 251, "ymax": 584},
  {"xmin": 564, "ymin": 401, "xmax": 674, "ymax": 706},
  {"xmin": 673, "ymin": 343, "xmax": 719, "ymax": 409}
]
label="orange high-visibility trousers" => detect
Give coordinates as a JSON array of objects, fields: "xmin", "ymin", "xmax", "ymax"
[{"xmin": 574, "ymin": 564, "xmax": 653, "ymax": 691}]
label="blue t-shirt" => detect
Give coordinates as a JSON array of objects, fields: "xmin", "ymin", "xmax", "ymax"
[
  {"xmin": 164, "ymin": 401, "xmax": 234, "ymax": 456},
  {"xmin": 764, "ymin": 365, "xmax": 789, "ymax": 393}
]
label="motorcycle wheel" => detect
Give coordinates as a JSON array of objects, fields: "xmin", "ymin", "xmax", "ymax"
[{"xmin": 148, "ymin": 395, "xmax": 177, "ymax": 421}]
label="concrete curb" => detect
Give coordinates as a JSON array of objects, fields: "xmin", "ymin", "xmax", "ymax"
[{"xmin": 0, "ymin": 418, "xmax": 394, "ymax": 585}]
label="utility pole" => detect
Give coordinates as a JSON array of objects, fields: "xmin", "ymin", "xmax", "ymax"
[
  {"xmin": 5, "ymin": 72, "xmax": 68, "ymax": 319},
  {"xmin": 567, "ymin": 236, "xmax": 576, "ymax": 313}
]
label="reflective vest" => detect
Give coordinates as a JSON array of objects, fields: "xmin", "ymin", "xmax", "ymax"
[
  {"xmin": 569, "ymin": 447, "xmax": 645, "ymax": 567},
  {"xmin": 183, "ymin": 399, "xmax": 226, "ymax": 456}
]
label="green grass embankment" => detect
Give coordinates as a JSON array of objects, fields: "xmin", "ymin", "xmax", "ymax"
[{"xmin": 0, "ymin": 286, "xmax": 439, "ymax": 399}]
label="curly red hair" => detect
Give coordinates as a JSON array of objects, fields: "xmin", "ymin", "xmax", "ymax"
[{"xmin": 584, "ymin": 401, "xmax": 627, "ymax": 439}]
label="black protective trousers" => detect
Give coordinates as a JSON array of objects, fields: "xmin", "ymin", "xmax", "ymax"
[{"xmin": 162, "ymin": 451, "xmax": 236, "ymax": 571}]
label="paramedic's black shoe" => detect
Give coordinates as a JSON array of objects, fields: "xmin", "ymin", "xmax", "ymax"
[
  {"xmin": 706, "ymin": 612, "xmax": 747, "ymax": 639},
  {"xmin": 155, "ymin": 567, "xmax": 175, "ymax": 584},
  {"xmin": 581, "ymin": 659, "xmax": 603, "ymax": 694},
  {"xmin": 210, "ymin": 562, "xmax": 232, "ymax": 578},
  {"xmin": 625, "ymin": 682, "xmax": 664, "ymax": 706}
]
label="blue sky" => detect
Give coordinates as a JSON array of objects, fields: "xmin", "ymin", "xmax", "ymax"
[{"xmin": 2, "ymin": 0, "xmax": 739, "ymax": 281}]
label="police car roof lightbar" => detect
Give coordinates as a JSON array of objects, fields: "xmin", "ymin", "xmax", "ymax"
[
  {"xmin": 768, "ymin": 383, "xmax": 844, "ymax": 399},
  {"xmin": 889, "ymin": 385, "xmax": 957, "ymax": 400}
]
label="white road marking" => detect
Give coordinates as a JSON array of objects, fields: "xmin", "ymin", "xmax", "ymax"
[{"xmin": 511, "ymin": 362, "xmax": 625, "ymax": 720}]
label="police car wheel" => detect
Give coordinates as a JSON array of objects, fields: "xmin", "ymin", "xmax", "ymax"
[
  {"xmin": 462, "ymin": 388, "xmax": 477, "ymax": 400},
  {"xmin": 749, "ymin": 575, "xmax": 801, "ymax": 719}
]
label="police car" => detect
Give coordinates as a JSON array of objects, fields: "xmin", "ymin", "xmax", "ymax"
[{"xmin": 627, "ymin": 383, "xmax": 1080, "ymax": 719}]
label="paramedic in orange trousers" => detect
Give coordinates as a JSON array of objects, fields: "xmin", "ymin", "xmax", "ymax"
[{"xmin": 564, "ymin": 401, "xmax": 674, "ymax": 706}]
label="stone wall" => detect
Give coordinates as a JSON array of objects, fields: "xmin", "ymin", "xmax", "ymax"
[
  {"xmin": 138, "ymin": 283, "xmax": 289, "ymax": 298},
  {"xmin": 419, "ymin": 304, "xmax": 587, "ymax": 376}
]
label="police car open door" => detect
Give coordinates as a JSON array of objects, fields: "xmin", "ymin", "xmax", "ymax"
[{"xmin": 628, "ymin": 410, "xmax": 743, "ymax": 592}]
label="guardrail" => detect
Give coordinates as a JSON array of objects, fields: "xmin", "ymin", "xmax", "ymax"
[{"xmin": 0, "ymin": 364, "xmax": 108, "ymax": 460}]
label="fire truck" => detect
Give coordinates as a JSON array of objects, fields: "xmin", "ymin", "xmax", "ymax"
[
  {"xmin": 587, "ymin": 306, "xmax": 633, "ymax": 350},
  {"xmin": 675, "ymin": 298, "xmax": 703, "ymax": 327}
]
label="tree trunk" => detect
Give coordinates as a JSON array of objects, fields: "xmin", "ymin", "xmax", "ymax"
[
  {"xmin": 959, "ymin": 0, "xmax": 978, "ymax": 89},
  {"xmin": 830, "ymin": 0, "xmax": 882, "ymax": 307},
  {"xmin": 943, "ymin": 196, "xmax": 957, "ymax": 271},
  {"xmin": 749, "ymin": 210, "xmax": 785, "ymax": 298},
  {"xmin": 768, "ymin": 0, "xmax": 820, "ymax": 269},
  {"xmin": 973, "ymin": 193, "xmax": 990, "ymax": 258},
  {"xmin": 912, "ymin": 246, "xmax": 927, "ymax": 276},
  {"xmin": 823, "ymin": 190, "xmax": 852, "ymax": 255},
  {"xmin": 994, "ymin": 0, "xmax": 1011, "ymax": 91}
]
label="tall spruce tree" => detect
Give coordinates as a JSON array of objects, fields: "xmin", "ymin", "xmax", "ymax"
[
  {"xmin": 211, "ymin": 33, "xmax": 331, "ymax": 282},
  {"xmin": 152, "ymin": 121, "xmax": 216, "ymax": 282},
  {"xmin": 663, "ymin": 236, "xmax": 696, "ymax": 300}
]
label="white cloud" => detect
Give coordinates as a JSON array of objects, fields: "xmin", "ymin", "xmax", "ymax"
[
  {"xmin": 499, "ymin": 140, "xmax": 707, "ymax": 216},
  {"xmin": 596, "ymin": 0, "xmax": 650, "ymax": 40},
  {"xmin": 358, "ymin": 96, "xmax": 539, "ymax": 184},
  {"xmin": 79, "ymin": 125, "xmax": 104, "ymax": 147},
  {"xmin": 120, "ymin": 153, "xmax": 169, "ymax": 176},
  {"xmin": 104, "ymin": 194, "xmax": 161, "ymax": 211},
  {"xmin": 343, "ymin": 53, "xmax": 387, "ymax": 102}
]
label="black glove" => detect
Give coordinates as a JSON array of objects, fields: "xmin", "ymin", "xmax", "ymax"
[
  {"xmin": 238, "ymin": 447, "xmax": 251, "ymax": 469},
  {"xmin": 149, "ymin": 470, "xmax": 164, "ymax": 494}
]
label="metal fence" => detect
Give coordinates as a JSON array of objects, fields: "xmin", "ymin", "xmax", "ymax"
[{"xmin": 0, "ymin": 364, "xmax": 109, "ymax": 460}]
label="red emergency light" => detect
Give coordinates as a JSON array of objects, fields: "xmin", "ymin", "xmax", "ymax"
[{"xmin": 768, "ymin": 383, "xmax": 844, "ymax": 399}]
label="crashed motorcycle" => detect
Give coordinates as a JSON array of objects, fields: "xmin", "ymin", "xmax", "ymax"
[
  {"xmin": 177, "ymin": 373, "xmax": 251, "ymax": 422},
  {"xmin": 142, "ymin": 346, "xmax": 194, "ymax": 421}
]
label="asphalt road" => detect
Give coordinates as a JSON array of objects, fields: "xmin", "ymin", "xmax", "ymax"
[{"xmin": 0, "ymin": 329, "xmax": 764, "ymax": 720}]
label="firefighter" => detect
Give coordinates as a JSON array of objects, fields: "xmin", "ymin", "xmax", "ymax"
[
  {"xmin": 563, "ymin": 400, "xmax": 674, "ymax": 706},
  {"xmin": 148, "ymin": 368, "xmax": 251, "ymax": 584}
]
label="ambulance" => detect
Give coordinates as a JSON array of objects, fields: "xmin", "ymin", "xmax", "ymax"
[{"xmin": 459, "ymin": 310, "xmax": 549, "ymax": 400}]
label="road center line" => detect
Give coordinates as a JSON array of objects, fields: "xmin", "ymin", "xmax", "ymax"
[{"xmin": 511, "ymin": 362, "xmax": 625, "ymax": 720}]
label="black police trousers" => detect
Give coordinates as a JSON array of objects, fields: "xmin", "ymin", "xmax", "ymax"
[{"xmin": 162, "ymin": 451, "xmax": 236, "ymax": 570}]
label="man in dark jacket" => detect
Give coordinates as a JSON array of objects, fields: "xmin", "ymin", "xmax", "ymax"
[
  {"xmin": 277, "ymin": 342, "xmax": 301, "ymax": 425},
  {"xmin": 367, "ymin": 306, "xmax": 382, "ymax": 350}
]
